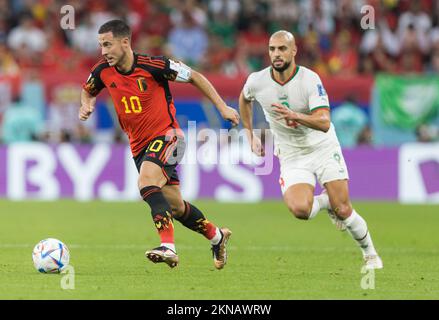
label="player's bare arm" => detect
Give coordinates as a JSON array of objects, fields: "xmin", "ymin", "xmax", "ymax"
[
  {"xmin": 272, "ymin": 103, "xmax": 331, "ymax": 132},
  {"xmin": 189, "ymin": 70, "xmax": 240, "ymax": 126},
  {"xmin": 79, "ymin": 89, "xmax": 97, "ymax": 121},
  {"xmin": 239, "ymin": 91, "xmax": 265, "ymax": 156}
]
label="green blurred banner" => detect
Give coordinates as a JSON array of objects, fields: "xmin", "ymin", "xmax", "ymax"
[{"xmin": 377, "ymin": 74, "xmax": 439, "ymax": 129}]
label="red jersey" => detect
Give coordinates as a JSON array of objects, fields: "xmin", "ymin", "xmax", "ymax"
[{"xmin": 83, "ymin": 53, "xmax": 184, "ymax": 156}]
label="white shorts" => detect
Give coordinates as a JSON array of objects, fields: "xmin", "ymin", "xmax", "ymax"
[{"xmin": 278, "ymin": 143, "xmax": 349, "ymax": 194}]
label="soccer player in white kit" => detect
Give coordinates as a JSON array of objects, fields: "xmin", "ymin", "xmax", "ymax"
[{"xmin": 239, "ymin": 30, "xmax": 383, "ymax": 270}]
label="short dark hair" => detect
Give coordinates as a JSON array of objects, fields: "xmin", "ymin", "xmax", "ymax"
[{"xmin": 98, "ymin": 20, "xmax": 131, "ymax": 39}]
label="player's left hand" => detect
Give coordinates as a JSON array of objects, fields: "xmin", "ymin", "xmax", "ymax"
[
  {"xmin": 220, "ymin": 106, "xmax": 240, "ymax": 126},
  {"xmin": 79, "ymin": 104, "xmax": 95, "ymax": 121},
  {"xmin": 272, "ymin": 103, "xmax": 299, "ymax": 128}
]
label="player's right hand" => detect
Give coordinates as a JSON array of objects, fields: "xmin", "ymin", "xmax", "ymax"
[
  {"xmin": 79, "ymin": 105, "xmax": 94, "ymax": 121},
  {"xmin": 251, "ymin": 135, "xmax": 265, "ymax": 157},
  {"xmin": 220, "ymin": 106, "xmax": 240, "ymax": 126}
]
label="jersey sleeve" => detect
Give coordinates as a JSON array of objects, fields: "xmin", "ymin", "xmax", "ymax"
[
  {"xmin": 167, "ymin": 59, "xmax": 192, "ymax": 82},
  {"xmin": 145, "ymin": 56, "xmax": 192, "ymax": 83},
  {"xmin": 306, "ymin": 72, "xmax": 330, "ymax": 111},
  {"xmin": 83, "ymin": 61, "xmax": 106, "ymax": 97},
  {"xmin": 242, "ymin": 74, "xmax": 256, "ymax": 101}
]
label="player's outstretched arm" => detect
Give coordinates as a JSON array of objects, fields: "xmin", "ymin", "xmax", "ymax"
[
  {"xmin": 189, "ymin": 70, "xmax": 239, "ymax": 126},
  {"xmin": 272, "ymin": 103, "xmax": 331, "ymax": 132},
  {"xmin": 79, "ymin": 89, "xmax": 97, "ymax": 121},
  {"xmin": 239, "ymin": 91, "xmax": 264, "ymax": 156}
]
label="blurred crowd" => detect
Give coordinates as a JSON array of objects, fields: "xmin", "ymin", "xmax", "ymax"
[
  {"xmin": 1, "ymin": 0, "xmax": 439, "ymax": 76},
  {"xmin": 1, "ymin": 0, "xmax": 439, "ymax": 146}
]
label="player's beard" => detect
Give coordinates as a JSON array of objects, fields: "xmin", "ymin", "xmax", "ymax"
[{"xmin": 271, "ymin": 60, "xmax": 291, "ymax": 73}]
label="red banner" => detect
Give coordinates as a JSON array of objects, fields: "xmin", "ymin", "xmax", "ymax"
[{"xmin": 3, "ymin": 71, "xmax": 374, "ymax": 106}]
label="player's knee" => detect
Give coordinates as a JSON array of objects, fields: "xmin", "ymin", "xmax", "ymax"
[
  {"xmin": 137, "ymin": 174, "xmax": 165, "ymax": 190},
  {"xmin": 170, "ymin": 200, "xmax": 185, "ymax": 218},
  {"xmin": 287, "ymin": 201, "xmax": 312, "ymax": 220},
  {"xmin": 333, "ymin": 202, "xmax": 352, "ymax": 220}
]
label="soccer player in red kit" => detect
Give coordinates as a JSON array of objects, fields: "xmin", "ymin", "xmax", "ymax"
[{"xmin": 79, "ymin": 20, "xmax": 239, "ymax": 269}]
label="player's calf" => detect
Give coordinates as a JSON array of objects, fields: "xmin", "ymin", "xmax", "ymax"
[
  {"xmin": 140, "ymin": 185, "xmax": 176, "ymax": 253},
  {"xmin": 174, "ymin": 201, "xmax": 219, "ymax": 240}
]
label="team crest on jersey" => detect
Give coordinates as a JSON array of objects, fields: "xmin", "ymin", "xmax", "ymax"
[
  {"xmin": 317, "ymin": 84, "xmax": 327, "ymax": 96},
  {"xmin": 137, "ymin": 77, "xmax": 147, "ymax": 92}
]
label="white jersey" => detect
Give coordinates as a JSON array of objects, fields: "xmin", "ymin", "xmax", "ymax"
[{"xmin": 243, "ymin": 65, "xmax": 340, "ymax": 156}]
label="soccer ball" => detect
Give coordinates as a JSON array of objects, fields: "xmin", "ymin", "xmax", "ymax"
[{"xmin": 32, "ymin": 238, "xmax": 70, "ymax": 273}]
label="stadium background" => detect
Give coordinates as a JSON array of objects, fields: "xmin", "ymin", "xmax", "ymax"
[
  {"xmin": 0, "ymin": 0, "xmax": 439, "ymax": 300},
  {"xmin": 1, "ymin": 0, "xmax": 438, "ymax": 203}
]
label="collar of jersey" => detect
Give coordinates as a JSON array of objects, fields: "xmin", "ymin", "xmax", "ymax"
[
  {"xmin": 115, "ymin": 53, "xmax": 138, "ymax": 75},
  {"xmin": 270, "ymin": 65, "xmax": 300, "ymax": 86}
]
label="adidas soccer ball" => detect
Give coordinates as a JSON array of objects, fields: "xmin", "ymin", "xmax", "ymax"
[{"xmin": 32, "ymin": 238, "xmax": 70, "ymax": 273}]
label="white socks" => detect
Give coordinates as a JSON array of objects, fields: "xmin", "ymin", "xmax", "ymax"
[
  {"xmin": 308, "ymin": 192, "xmax": 330, "ymax": 220},
  {"xmin": 163, "ymin": 228, "xmax": 222, "ymax": 252},
  {"xmin": 162, "ymin": 243, "xmax": 176, "ymax": 252},
  {"xmin": 344, "ymin": 209, "xmax": 377, "ymax": 256},
  {"xmin": 306, "ymin": 193, "xmax": 378, "ymax": 257},
  {"xmin": 210, "ymin": 228, "xmax": 222, "ymax": 245}
]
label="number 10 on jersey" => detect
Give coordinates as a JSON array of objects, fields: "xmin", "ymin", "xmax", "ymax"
[{"xmin": 121, "ymin": 96, "xmax": 142, "ymax": 113}]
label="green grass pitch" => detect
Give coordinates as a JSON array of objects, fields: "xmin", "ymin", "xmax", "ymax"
[{"xmin": 0, "ymin": 200, "xmax": 438, "ymax": 299}]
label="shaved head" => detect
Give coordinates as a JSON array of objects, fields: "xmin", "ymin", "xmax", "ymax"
[
  {"xmin": 270, "ymin": 30, "xmax": 296, "ymax": 46},
  {"xmin": 269, "ymin": 30, "xmax": 297, "ymax": 73}
]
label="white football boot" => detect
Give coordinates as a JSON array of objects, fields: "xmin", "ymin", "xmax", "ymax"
[{"xmin": 364, "ymin": 254, "xmax": 383, "ymax": 270}]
